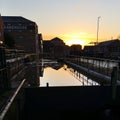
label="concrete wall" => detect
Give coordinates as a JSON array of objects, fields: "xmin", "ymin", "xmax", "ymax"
[{"xmin": 23, "ymin": 86, "xmax": 120, "ymax": 120}]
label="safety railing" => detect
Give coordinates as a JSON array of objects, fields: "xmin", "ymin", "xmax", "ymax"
[{"xmin": 64, "ymin": 56, "xmax": 120, "ymax": 77}]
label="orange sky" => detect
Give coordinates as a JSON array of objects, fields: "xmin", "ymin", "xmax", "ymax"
[
  {"xmin": 42, "ymin": 31, "xmax": 104, "ymax": 48},
  {"xmin": 1, "ymin": 0, "xmax": 120, "ymax": 47}
]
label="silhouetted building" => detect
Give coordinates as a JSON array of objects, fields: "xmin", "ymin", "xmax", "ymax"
[
  {"xmin": 43, "ymin": 40, "xmax": 53, "ymax": 58},
  {"xmin": 0, "ymin": 46, "xmax": 9, "ymax": 88},
  {"xmin": 70, "ymin": 44, "xmax": 82, "ymax": 55},
  {"xmin": 38, "ymin": 34, "xmax": 43, "ymax": 59},
  {"xmin": 83, "ymin": 45, "xmax": 95, "ymax": 56},
  {"xmin": 51, "ymin": 37, "xmax": 69, "ymax": 58},
  {"xmin": 0, "ymin": 15, "xmax": 4, "ymax": 44},
  {"xmin": 43, "ymin": 37, "xmax": 69, "ymax": 59},
  {"xmin": 95, "ymin": 39, "xmax": 120, "ymax": 59},
  {"xmin": 2, "ymin": 16, "xmax": 38, "ymax": 53}
]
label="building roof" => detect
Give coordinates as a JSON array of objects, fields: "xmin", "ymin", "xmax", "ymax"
[
  {"xmin": 50, "ymin": 37, "xmax": 65, "ymax": 46},
  {"xmin": 97, "ymin": 39, "xmax": 120, "ymax": 46},
  {"xmin": 2, "ymin": 16, "xmax": 35, "ymax": 23}
]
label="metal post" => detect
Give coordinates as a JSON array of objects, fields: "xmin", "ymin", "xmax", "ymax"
[
  {"xmin": 96, "ymin": 16, "xmax": 101, "ymax": 45},
  {"xmin": 46, "ymin": 82, "xmax": 49, "ymax": 87},
  {"xmin": 35, "ymin": 34, "xmax": 40, "ymax": 86},
  {"xmin": 111, "ymin": 67, "xmax": 117, "ymax": 101}
]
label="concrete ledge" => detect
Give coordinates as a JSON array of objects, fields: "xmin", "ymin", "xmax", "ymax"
[{"xmin": 23, "ymin": 86, "xmax": 120, "ymax": 120}]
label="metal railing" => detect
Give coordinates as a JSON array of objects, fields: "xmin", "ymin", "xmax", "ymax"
[
  {"xmin": 64, "ymin": 56, "xmax": 120, "ymax": 77},
  {"xmin": 0, "ymin": 79, "xmax": 26, "ymax": 120},
  {"xmin": 0, "ymin": 47, "xmax": 27, "ymax": 89}
]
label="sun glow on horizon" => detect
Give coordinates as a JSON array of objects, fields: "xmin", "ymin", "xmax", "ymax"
[
  {"xmin": 65, "ymin": 39, "xmax": 86, "ymax": 46},
  {"xmin": 43, "ymin": 32, "xmax": 96, "ymax": 48},
  {"xmin": 60, "ymin": 32, "xmax": 95, "ymax": 48}
]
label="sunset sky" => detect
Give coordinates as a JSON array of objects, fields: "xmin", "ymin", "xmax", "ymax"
[{"xmin": 1, "ymin": 0, "xmax": 120, "ymax": 47}]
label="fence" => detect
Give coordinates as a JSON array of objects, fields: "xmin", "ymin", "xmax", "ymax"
[
  {"xmin": 0, "ymin": 47, "xmax": 26, "ymax": 89},
  {"xmin": 64, "ymin": 56, "xmax": 120, "ymax": 77}
]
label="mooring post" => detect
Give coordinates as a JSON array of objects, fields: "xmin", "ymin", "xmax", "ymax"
[
  {"xmin": 111, "ymin": 66, "xmax": 117, "ymax": 101},
  {"xmin": 46, "ymin": 82, "xmax": 49, "ymax": 87}
]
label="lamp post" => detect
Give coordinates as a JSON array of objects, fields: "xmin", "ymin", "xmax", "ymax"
[{"xmin": 96, "ymin": 16, "xmax": 101, "ymax": 45}]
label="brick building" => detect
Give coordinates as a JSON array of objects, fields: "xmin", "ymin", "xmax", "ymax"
[
  {"xmin": 95, "ymin": 39, "xmax": 120, "ymax": 58},
  {"xmin": 70, "ymin": 44, "xmax": 82, "ymax": 55},
  {"xmin": 43, "ymin": 37, "xmax": 69, "ymax": 59},
  {"xmin": 2, "ymin": 16, "xmax": 38, "ymax": 53}
]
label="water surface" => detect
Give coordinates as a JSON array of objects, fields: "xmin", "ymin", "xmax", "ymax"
[{"xmin": 40, "ymin": 62, "xmax": 99, "ymax": 87}]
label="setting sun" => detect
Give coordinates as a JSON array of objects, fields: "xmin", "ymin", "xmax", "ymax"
[
  {"xmin": 66, "ymin": 39, "xmax": 86, "ymax": 46},
  {"xmin": 43, "ymin": 32, "xmax": 96, "ymax": 48},
  {"xmin": 60, "ymin": 32, "xmax": 95, "ymax": 48}
]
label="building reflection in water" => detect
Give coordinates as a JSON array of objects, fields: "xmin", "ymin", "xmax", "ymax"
[{"xmin": 40, "ymin": 60, "xmax": 100, "ymax": 87}]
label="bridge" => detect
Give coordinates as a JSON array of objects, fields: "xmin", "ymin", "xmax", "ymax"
[{"xmin": 0, "ymin": 46, "xmax": 120, "ymax": 120}]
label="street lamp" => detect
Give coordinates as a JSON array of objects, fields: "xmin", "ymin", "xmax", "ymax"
[{"xmin": 96, "ymin": 16, "xmax": 101, "ymax": 45}]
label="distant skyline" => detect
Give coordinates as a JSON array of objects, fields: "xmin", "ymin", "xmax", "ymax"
[{"xmin": 1, "ymin": 0, "xmax": 120, "ymax": 46}]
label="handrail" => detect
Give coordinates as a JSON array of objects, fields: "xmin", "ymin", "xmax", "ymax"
[
  {"xmin": 0, "ymin": 79, "xmax": 26, "ymax": 120},
  {"xmin": 64, "ymin": 56, "xmax": 119, "ymax": 77}
]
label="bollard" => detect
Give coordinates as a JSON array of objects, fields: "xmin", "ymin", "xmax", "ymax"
[
  {"xmin": 111, "ymin": 67, "xmax": 117, "ymax": 101},
  {"xmin": 46, "ymin": 82, "xmax": 49, "ymax": 87}
]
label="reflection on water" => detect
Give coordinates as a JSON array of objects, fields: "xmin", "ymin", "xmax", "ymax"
[
  {"xmin": 66, "ymin": 66, "xmax": 100, "ymax": 86},
  {"xmin": 40, "ymin": 60, "xmax": 100, "ymax": 87}
]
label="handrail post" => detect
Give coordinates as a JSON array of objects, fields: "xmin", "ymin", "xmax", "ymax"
[{"xmin": 111, "ymin": 66, "xmax": 117, "ymax": 101}]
